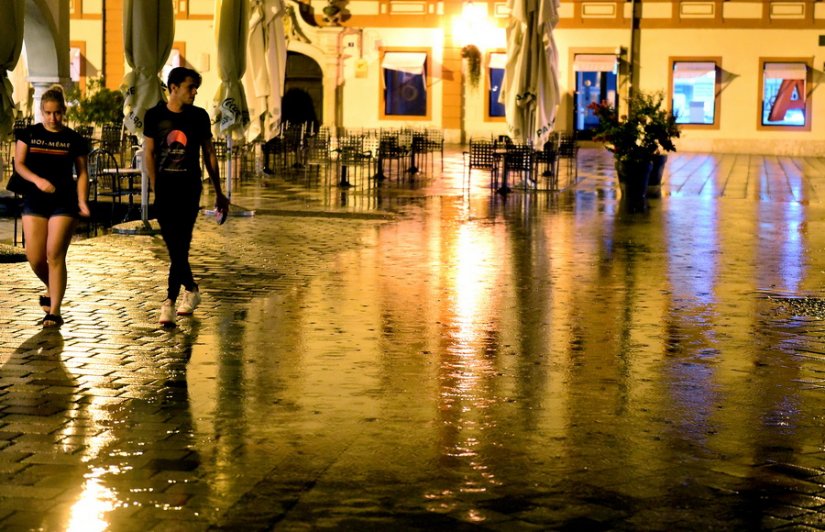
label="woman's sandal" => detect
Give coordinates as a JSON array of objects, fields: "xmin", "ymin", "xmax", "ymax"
[
  {"xmin": 42, "ymin": 313, "xmax": 63, "ymax": 328},
  {"xmin": 39, "ymin": 295, "xmax": 51, "ymax": 313}
]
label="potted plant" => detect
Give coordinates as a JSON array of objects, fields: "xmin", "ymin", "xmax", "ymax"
[
  {"xmin": 461, "ymin": 45, "xmax": 481, "ymax": 88},
  {"xmin": 66, "ymin": 77, "xmax": 125, "ymax": 129},
  {"xmin": 589, "ymin": 91, "xmax": 680, "ymax": 204}
]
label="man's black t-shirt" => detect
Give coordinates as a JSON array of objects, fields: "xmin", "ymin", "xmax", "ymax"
[{"xmin": 144, "ymin": 102, "xmax": 213, "ymax": 197}]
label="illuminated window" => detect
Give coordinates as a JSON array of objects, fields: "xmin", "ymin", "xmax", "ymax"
[
  {"xmin": 161, "ymin": 48, "xmax": 182, "ymax": 88},
  {"xmin": 70, "ymin": 47, "xmax": 82, "ymax": 82},
  {"xmin": 672, "ymin": 61, "xmax": 717, "ymax": 125},
  {"xmin": 381, "ymin": 52, "xmax": 427, "ymax": 117},
  {"xmin": 488, "ymin": 52, "xmax": 506, "ymax": 118},
  {"xmin": 762, "ymin": 62, "xmax": 807, "ymax": 127},
  {"xmin": 69, "ymin": 42, "xmax": 86, "ymax": 92}
]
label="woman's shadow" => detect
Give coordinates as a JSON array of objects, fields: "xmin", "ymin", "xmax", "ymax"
[
  {"xmin": 1, "ymin": 329, "xmax": 76, "ymax": 415},
  {"xmin": 0, "ymin": 329, "xmax": 92, "ymax": 530}
]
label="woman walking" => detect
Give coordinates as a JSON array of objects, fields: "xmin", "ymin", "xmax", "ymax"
[{"xmin": 14, "ymin": 84, "xmax": 90, "ymax": 328}]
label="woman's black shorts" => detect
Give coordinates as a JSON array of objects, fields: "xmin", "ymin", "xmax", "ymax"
[{"xmin": 22, "ymin": 189, "xmax": 79, "ymax": 218}]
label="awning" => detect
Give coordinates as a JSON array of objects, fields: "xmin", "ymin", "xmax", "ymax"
[
  {"xmin": 673, "ymin": 61, "xmax": 716, "ymax": 79},
  {"xmin": 763, "ymin": 62, "xmax": 807, "ymax": 80},
  {"xmin": 382, "ymin": 52, "xmax": 427, "ymax": 76},
  {"xmin": 573, "ymin": 54, "xmax": 616, "ymax": 72},
  {"xmin": 489, "ymin": 52, "xmax": 507, "ymax": 70}
]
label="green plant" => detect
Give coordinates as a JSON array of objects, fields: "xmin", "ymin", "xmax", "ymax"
[
  {"xmin": 66, "ymin": 77, "xmax": 125, "ymax": 126},
  {"xmin": 588, "ymin": 91, "xmax": 680, "ymax": 166},
  {"xmin": 461, "ymin": 45, "xmax": 481, "ymax": 88}
]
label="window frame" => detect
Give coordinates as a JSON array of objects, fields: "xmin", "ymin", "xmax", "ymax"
[
  {"xmin": 378, "ymin": 47, "xmax": 432, "ymax": 122},
  {"xmin": 757, "ymin": 57, "xmax": 812, "ymax": 132},
  {"xmin": 70, "ymin": 41, "xmax": 87, "ymax": 93},
  {"xmin": 668, "ymin": 56, "xmax": 722, "ymax": 130},
  {"xmin": 161, "ymin": 42, "xmax": 187, "ymax": 89},
  {"xmin": 486, "ymin": 50, "xmax": 506, "ymax": 122}
]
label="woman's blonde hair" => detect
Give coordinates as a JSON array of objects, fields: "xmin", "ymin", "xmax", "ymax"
[{"xmin": 40, "ymin": 84, "xmax": 67, "ymax": 113}]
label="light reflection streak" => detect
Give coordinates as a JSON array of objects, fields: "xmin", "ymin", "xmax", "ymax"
[
  {"xmin": 437, "ymin": 220, "xmax": 499, "ymax": 506},
  {"xmin": 453, "ymin": 223, "xmax": 493, "ymax": 343},
  {"xmin": 66, "ymin": 478, "xmax": 119, "ymax": 532},
  {"xmin": 777, "ymin": 201, "xmax": 804, "ymax": 292}
]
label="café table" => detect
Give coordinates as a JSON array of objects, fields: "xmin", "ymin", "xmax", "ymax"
[{"xmin": 99, "ymin": 167, "xmax": 142, "ymax": 221}]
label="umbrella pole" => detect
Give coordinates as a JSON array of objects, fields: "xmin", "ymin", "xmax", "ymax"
[
  {"xmin": 225, "ymin": 135, "xmax": 233, "ymax": 203},
  {"xmin": 215, "ymin": 134, "xmax": 256, "ymax": 218},
  {"xmin": 139, "ymin": 147, "xmax": 149, "ymax": 226},
  {"xmin": 111, "ymin": 145, "xmax": 160, "ymax": 235}
]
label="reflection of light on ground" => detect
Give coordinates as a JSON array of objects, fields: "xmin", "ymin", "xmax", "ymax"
[
  {"xmin": 668, "ymin": 199, "xmax": 718, "ymax": 305},
  {"xmin": 435, "ymin": 220, "xmax": 500, "ymax": 510},
  {"xmin": 453, "ymin": 223, "xmax": 493, "ymax": 348},
  {"xmin": 66, "ymin": 477, "xmax": 120, "ymax": 532},
  {"xmin": 779, "ymin": 201, "xmax": 804, "ymax": 291}
]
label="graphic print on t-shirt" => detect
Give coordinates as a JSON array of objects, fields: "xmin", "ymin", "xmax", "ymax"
[
  {"xmin": 29, "ymin": 138, "xmax": 71, "ymax": 157},
  {"xmin": 160, "ymin": 128, "xmax": 189, "ymax": 174}
]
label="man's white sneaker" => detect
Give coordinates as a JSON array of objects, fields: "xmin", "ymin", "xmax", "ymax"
[
  {"xmin": 177, "ymin": 289, "xmax": 201, "ymax": 315},
  {"xmin": 159, "ymin": 299, "xmax": 176, "ymax": 327}
]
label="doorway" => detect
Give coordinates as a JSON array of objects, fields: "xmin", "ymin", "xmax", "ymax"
[
  {"xmin": 284, "ymin": 51, "xmax": 323, "ymax": 130},
  {"xmin": 573, "ymin": 54, "xmax": 618, "ymax": 140}
]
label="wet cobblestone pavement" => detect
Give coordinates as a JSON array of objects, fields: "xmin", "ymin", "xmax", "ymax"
[{"xmin": 3, "ymin": 148, "xmax": 825, "ymax": 530}]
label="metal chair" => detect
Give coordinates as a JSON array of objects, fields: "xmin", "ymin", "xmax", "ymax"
[
  {"xmin": 373, "ymin": 133, "xmax": 409, "ymax": 183},
  {"xmin": 533, "ymin": 139, "xmax": 558, "ymax": 190},
  {"xmin": 333, "ymin": 135, "xmax": 372, "ymax": 188},
  {"xmin": 499, "ymin": 143, "xmax": 534, "ymax": 192},
  {"xmin": 89, "ymin": 148, "xmax": 136, "ymax": 223},
  {"xmin": 462, "ymin": 138, "xmax": 497, "ymax": 187},
  {"xmin": 555, "ymin": 132, "xmax": 579, "ymax": 185},
  {"xmin": 302, "ymin": 133, "xmax": 333, "ymax": 183},
  {"xmin": 100, "ymin": 123, "xmax": 126, "ymax": 166}
]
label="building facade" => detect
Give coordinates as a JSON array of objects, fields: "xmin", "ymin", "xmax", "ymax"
[{"xmin": 16, "ymin": 0, "xmax": 825, "ymax": 155}]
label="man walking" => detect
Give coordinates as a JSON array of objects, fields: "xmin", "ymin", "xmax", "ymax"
[{"xmin": 144, "ymin": 67, "xmax": 229, "ymax": 327}]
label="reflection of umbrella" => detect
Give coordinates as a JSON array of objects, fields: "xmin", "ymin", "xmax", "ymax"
[
  {"xmin": 502, "ymin": 0, "xmax": 560, "ymax": 146},
  {"xmin": 0, "ymin": 1, "xmax": 25, "ymax": 139},
  {"xmin": 212, "ymin": 0, "xmax": 252, "ymax": 214},
  {"xmin": 243, "ymin": 0, "xmax": 287, "ymax": 142},
  {"xmin": 122, "ymin": 0, "xmax": 174, "ymax": 232}
]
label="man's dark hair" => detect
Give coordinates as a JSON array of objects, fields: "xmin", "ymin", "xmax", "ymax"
[{"xmin": 167, "ymin": 67, "xmax": 202, "ymax": 89}]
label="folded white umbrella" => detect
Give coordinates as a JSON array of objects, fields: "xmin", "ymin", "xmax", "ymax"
[
  {"xmin": 502, "ymin": 0, "xmax": 560, "ymax": 146},
  {"xmin": 213, "ymin": 0, "xmax": 252, "ymax": 215},
  {"xmin": 0, "ymin": 1, "xmax": 24, "ymax": 138},
  {"xmin": 244, "ymin": 0, "xmax": 287, "ymax": 143},
  {"xmin": 123, "ymin": 0, "xmax": 174, "ymax": 136}
]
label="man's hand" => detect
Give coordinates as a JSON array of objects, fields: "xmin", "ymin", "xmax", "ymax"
[{"xmin": 215, "ymin": 191, "xmax": 230, "ymax": 212}]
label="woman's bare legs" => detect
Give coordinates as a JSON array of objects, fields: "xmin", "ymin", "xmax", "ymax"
[
  {"xmin": 44, "ymin": 215, "xmax": 77, "ymax": 322},
  {"xmin": 22, "ymin": 215, "xmax": 50, "ymax": 289},
  {"xmin": 23, "ymin": 214, "xmax": 77, "ymax": 326}
]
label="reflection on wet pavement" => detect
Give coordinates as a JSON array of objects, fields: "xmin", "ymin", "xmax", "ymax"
[{"xmin": 3, "ymin": 148, "xmax": 825, "ymax": 529}]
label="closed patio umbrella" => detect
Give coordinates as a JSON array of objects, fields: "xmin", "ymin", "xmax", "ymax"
[
  {"xmin": 122, "ymin": 0, "xmax": 174, "ymax": 232},
  {"xmin": 501, "ymin": 0, "xmax": 560, "ymax": 147},
  {"xmin": 123, "ymin": 0, "xmax": 174, "ymax": 135},
  {"xmin": 213, "ymin": 0, "xmax": 252, "ymax": 214},
  {"xmin": 244, "ymin": 0, "xmax": 287, "ymax": 143},
  {"xmin": 0, "ymin": 1, "xmax": 25, "ymax": 139}
]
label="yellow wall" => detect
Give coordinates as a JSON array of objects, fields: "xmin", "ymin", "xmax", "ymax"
[{"xmin": 62, "ymin": 1, "xmax": 825, "ymax": 155}]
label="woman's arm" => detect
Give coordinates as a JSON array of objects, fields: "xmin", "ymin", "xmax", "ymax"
[
  {"xmin": 14, "ymin": 140, "xmax": 55, "ymax": 193},
  {"xmin": 75, "ymin": 154, "xmax": 91, "ymax": 217}
]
